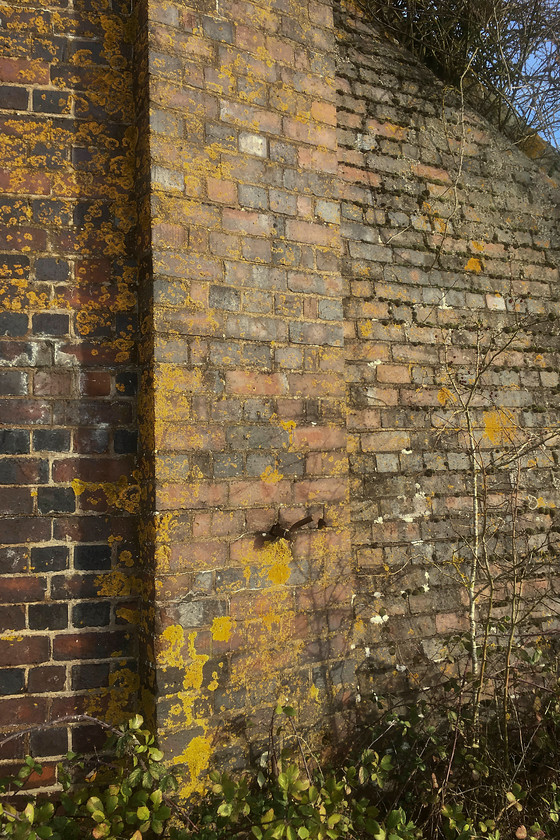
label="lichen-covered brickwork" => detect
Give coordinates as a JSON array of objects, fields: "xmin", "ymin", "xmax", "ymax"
[
  {"xmin": 1, "ymin": 0, "xmax": 559, "ymax": 798},
  {"xmin": 145, "ymin": 0, "xmax": 353, "ymax": 796},
  {"xmin": 337, "ymin": 2, "xmax": 560, "ymax": 698},
  {"xmin": 0, "ymin": 0, "xmax": 140, "ymax": 783}
]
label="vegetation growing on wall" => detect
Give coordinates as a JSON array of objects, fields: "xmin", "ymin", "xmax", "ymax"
[
  {"xmin": 4, "ymin": 681, "xmax": 560, "ymax": 840},
  {"xmin": 360, "ymin": 0, "xmax": 560, "ymax": 150}
]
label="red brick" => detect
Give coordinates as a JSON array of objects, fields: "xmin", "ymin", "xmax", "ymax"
[
  {"xmin": 376, "ymin": 364, "xmax": 411, "ymax": 384},
  {"xmin": 0, "ymin": 169, "xmax": 51, "ymax": 195},
  {"xmin": 266, "ymin": 35, "xmax": 294, "ymax": 64},
  {"xmin": 220, "ymin": 100, "xmax": 282, "ymax": 133},
  {"xmin": 230, "ymin": 589, "xmax": 294, "ymax": 620},
  {"xmin": 294, "ymin": 478, "xmax": 347, "ymax": 503},
  {"xmin": 27, "ymin": 665, "xmax": 66, "ymax": 693},
  {"xmin": 0, "ymin": 577, "xmax": 46, "ymax": 603},
  {"xmin": 0, "ymin": 399, "xmax": 51, "ymax": 424},
  {"xmin": 223, "ymin": 49, "xmax": 278, "ymax": 83},
  {"xmin": 305, "ymin": 451, "xmax": 347, "ymax": 475},
  {"xmin": 338, "ymin": 165, "xmax": 381, "ymax": 187},
  {"xmin": 285, "ymin": 219, "xmax": 338, "ymax": 247},
  {"xmin": 0, "ymin": 696, "xmax": 48, "ymax": 727},
  {"xmin": 0, "ymin": 58, "xmax": 49, "ymax": 85},
  {"xmin": 53, "ymin": 631, "xmax": 133, "ymax": 661},
  {"xmin": 0, "ymin": 225, "xmax": 47, "ymax": 251},
  {"xmin": 169, "ymin": 541, "xmax": 228, "ymax": 572},
  {"xmin": 283, "ymin": 118, "xmax": 337, "ymax": 149},
  {"xmin": 50, "ymin": 695, "xmax": 90, "ymax": 719},
  {"xmin": 297, "ymin": 582, "xmax": 353, "ymax": 612},
  {"xmin": 0, "ymin": 604, "xmax": 26, "ymax": 632},
  {"xmin": 0, "ymin": 732, "xmax": 26, "ymax": 760},
  {"xmin": 155, "ymin": 481, "xmax": 228, "ymax": 510},
  {"xmin": 228, "ymin": 479, "xmax": 292, "ymax": 507},
  {"xmin": 310, "ymin": 100, "xmax": 337, "ymax": 126},
  {"xmin": 297, "ymin": 146, "xmax": 338, "ymax": 173},
  {"xmin": 33, "ymin": 371, "xmax": 73, "ymax": 396},
  {"xmin": 57, "ymin": 342, "xmax": 128, "ymax": 366},
  {"xmin": 226, "ymin": 371, "xmax": 287, "ymax": 395},
  {"xmin": 0, "ymin": 487, "xmax": 33, "ymax": 515},
  {"xmin": 52, "ymin": 514, "xmax": 131, "ymax": 542},
  {"xmin": 347, "ymin": 409, "xmax": 381, "ymax": 430},
  {"xmin": 0, "ymin": 457, "xmax": 46, "ymax": 485},
  {"xmin": 152, "ymin": 222, "xmax": 190, "ymax": 248},
  {"xmin": 0, "ymin": 635, "xmax": 49, "ymax": 666},
  {"xmin": 2, "ymin": 518, "xmax": 51, "ymax": 544},
  {"xmin": 412, "ymin": 162, "xmax": 451, "ymax": 182},
  {"xmin": 222, "ymin": 208, "xmax": 272, "ymax": 236},
  {"xmin": 52, "ymin": 457, "xmax": 134, "ymax": 483},
  {"xmin": 287, "ymin": 373, "xmax": 345, "ymax": 397},
  {"xmin": 207, "ymin": 177, "xmax": 237, "ymax": 204},
  {"xmin": 292, "ymin": 426, "xmax": 346, "ymax": 450},
  {"xmin": 154, "ymin": 424, "xmax": 226, "ymax": 451},
  {"xmin": 236, "ymin": 24, "xmax": 266, "ymax": 52},
  {"xmin": 193, "ymin": 510, "xmax": 245, "ymax": 538},
  {"xmin": 79, "ymin": 371, "xmax": 111, "ymax": 396}
]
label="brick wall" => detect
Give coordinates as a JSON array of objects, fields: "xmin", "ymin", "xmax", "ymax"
[
  {"xmin": 145, "ymin": 0, "xmax": 353, "ymax": 795},
  {"xmin": 0, "ymin": 0, "xmax": 140, "ymax": 781},
  {"xmin": 1, "ymin": 0, "xmax": 559, "ymax": 799},
  {"xmin": 337, "ymin": 2, "xmax": 560, "ymax": 698}
]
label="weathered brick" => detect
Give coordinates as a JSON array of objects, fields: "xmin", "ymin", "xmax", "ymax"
[
  {"xmin": 222, "ymin": 208, "xmax": 272, "ymax": 236},
  {"xmin": 239, "ymin": 131, "xmax": 267, "ymax": 157},
  {"xmin": 0, "ymin": 458, "xmax": 48, "ymax": 485},
  {"xmin": 226, "ymin": 371, "xmax": 287, "ymax": 396},
  {"xmin": 285, "ymin": 219, "xmax": 339, "ymax": 247},
  {"xmin": 207, "ymin": 177, "xmax": 237, "ymax": 204},
  {"xmin": 29, "ymin": 603, "xmax": 68, "ymax": 631},
  {"xmin": 53, "ymin": 631, "xmax": 133, "ymax": 660},
  {"xmin": 0, "ymin": 636, "xmax": 49, "ymax": 667}
]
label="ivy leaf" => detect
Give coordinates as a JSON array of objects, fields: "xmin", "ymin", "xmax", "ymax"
[{"xmin": 87, "ymin": 797, "xmax": 104, "ymax": 814}]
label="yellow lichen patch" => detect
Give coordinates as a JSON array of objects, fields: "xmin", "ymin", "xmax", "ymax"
[
  {"xmin": 269, "ymin": 414, "xmax": 296, "ymax": 446},
  {"xmin": 483, "ymin": 409, "xmax": 516, "ymax": 445},
  {"xmin": 119, "ymin": 549, "xmax": 134, "ymax": 567},
  {"xmin": 182, "ymin": 632, "xmax": 209, "ymax": 693},
  {"xmin": 211, "ymin": 616, "xmax": 233, "ymax": 642},
  {"xmin": 71, "ymin": 474, "xmax": 140, "ymax": 514},
  {"xmin": 116, "ymin": 607, "xmax": 139, "ymax": 624},
  {"xmin": 470, "ymin": 240, "xmax": 484, "ymax": 252},
  {"xmin": 154, "ymin": 512, "xmax": 179, "ymax": 573},
  {"xmin": 251, "ymin": 539, "xmax": 293, "ymax": 586},
  {"xmin": 309, "ymin": 684, "xmax": 320, "ymax": 702},
  {"xmin": 86, "ymin": 665, "xmax": 140, "ymax": 725},
  {"xmin": 437, "ymin": 387, "xmax": 456, "ymax": 407},
  {"xmin": 95, "ymin": 570, "xmax": 135, "ymax": 598},
  {"xmin": 171, "ymin": 735, "xmax": 213, "ymax": 798},
  {"xmin": 157, "ymin": 624, "xmax": 186, "ymax": 670},
  {"xmin": 358, "ymin": 320, "xmax": 373, "ymax": 338},
  {"xmin": 465, "ymin": 257, "xmax": 482, "ymax": 273},
  {"xmin": 159, "ymin": 629, "xmax": 210, "ymax": 725},
  {"xmin": 260, "ymin": 465, "xmax": 283, "ymax": 485},
  {"xmin": 0, "ymin": 632, "xmax": 23, "ymax": 642}
]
